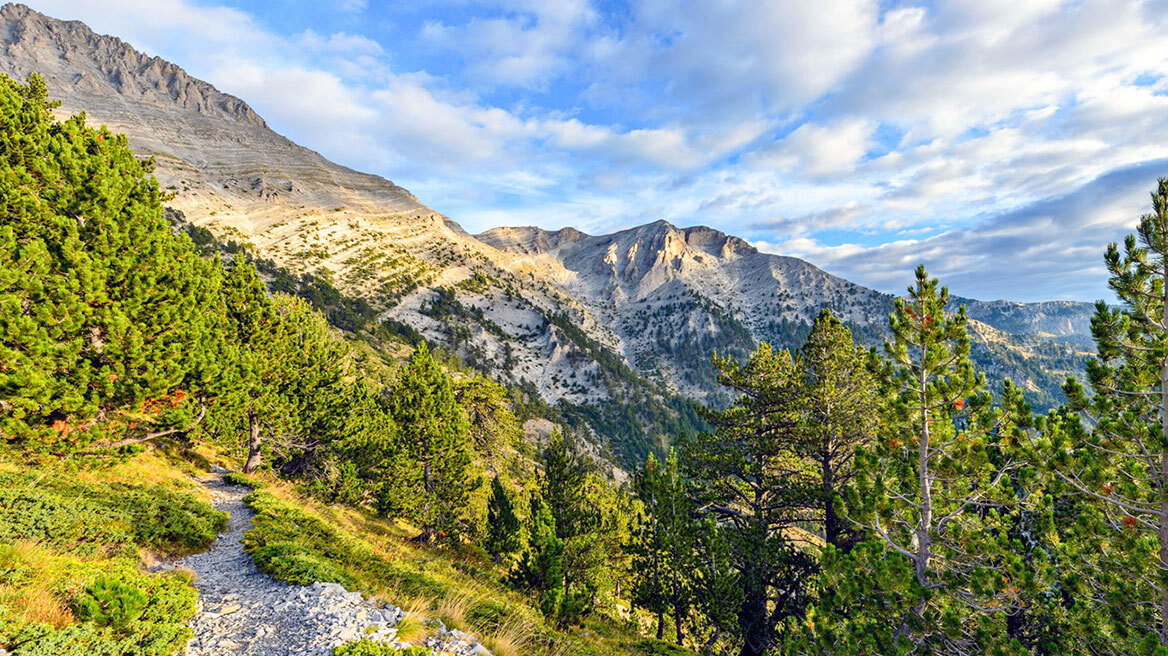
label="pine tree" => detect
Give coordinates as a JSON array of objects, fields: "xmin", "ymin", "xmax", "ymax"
[
  {"xmin": 512, "ymin": 494, "xmax": 567, "ymax": 620},
  {"xmin": 689, "ymin": 516, "xmax": 742, "ymax": 654},
  {"xmin": 631, "ymin": 449, "xmax": 693, "ymax": 644},
  {"xmin": 0, "ymin": 73, "xmax": 221, "ymax": 452},
  {"xmin": 1045, "ymin": 178, "xmax": 1168, "ymax": 647},
  {"xmin": 852, "ymin": 266, "xmax": 1025, "ymax": 652},
  {"xmin": 796, "ymin": 308, "xmax": 878, "ymax": 551},
  {"xmin": 632, "ymin": 452, "xmax": 670, "ymax": 641},
  {"xmin": 484, "ymin": 475, "xmax": 523, "ymax": 563},
  {"xmin": 683, "ymin": 343, "xmax": 817, "ymax": 656},
  {"xmin": 456, "ymin": 375, "xmax": 523, "ymax": 459},
  {"xmin": 538, "ymin": 431, "xmax": 607, "ymax": 625},
  {"xmin": 385, "ymin": 343, "xmax": 477, "ymax": 544}
]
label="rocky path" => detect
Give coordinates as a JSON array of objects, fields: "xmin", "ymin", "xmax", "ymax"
[{"xmin": 177, "ymin": 477, "xmax": 405, "ymax": 656}]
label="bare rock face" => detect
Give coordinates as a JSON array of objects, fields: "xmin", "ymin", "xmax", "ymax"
[
  {"xmin": 0, "ymin": 3, "xmax": 264, "ymax": 125},
  {"xmin": 0, "ymin": 2, "xmax": 423, "ymax": 219}
]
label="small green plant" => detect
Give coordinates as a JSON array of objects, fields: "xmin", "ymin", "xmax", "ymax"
[
  {"xmin": 223, "ymin": 472, "xmax": 264, "ymax": 489},
  {"xmin": 73, "ymin": 579, "xmax": 147, "ymax": 632},
  {"xmin": 249, "ymin": 542, "xmax": 350, "ymax": 586},
  {"xmin": 333, "ymin": 639, "xmax": 428, "ymax": 656}
]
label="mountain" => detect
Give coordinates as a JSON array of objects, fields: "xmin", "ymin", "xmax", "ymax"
[
  {"xmin": 479, "ymin": 223, "xmax": 1096, "ymax": 405},
  {"xmin": 478, "ymin": 221, "xmax": 892, "ymax": 398},
  {"xmin": 0, "ymin": 3, "xmax": 1096, "ymax": 462}
]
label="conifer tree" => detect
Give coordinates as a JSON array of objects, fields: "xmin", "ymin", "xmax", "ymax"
[
  {"xmin": 385, "ymin": 344, "xmax": 477, "ymax": 543},
  {"xmin": 0, "ymin": 73, "xmax": 220, "ymax": 451},
  {"xmin": 684, "ymin": 343, "xmax": 817, "ymax": 656},
  {"xmin": 689, "ymin": 516, "xmax": 742, "ymax": 654},
  {"xmin": 631, "ymin": 449, "xmax": 693, "ymax": 644},
  {"xmin": 513, "ymin": 494, "xmax": 567, "ymax": 620},
  {"xmin": 484, "ymin": 475, "xmax": 523, "ymax": 563},
  {"xmin": 796, "ymin": 308, "xmax": 878, "ymax": 551},
  {"xmin": 456, "ymin": 375, "xmax": 523, "ymax": 459},
  {"xmin": 1046, "ymin": 178, "xmax": 1168, "ymax": 647},
  {"xmin": 851, "ymin": 266, "xmax": 1025, "ymax": 652},
  {"xmin": 538, "ymin": 431, "xmax": 606, "ymax": 625}
]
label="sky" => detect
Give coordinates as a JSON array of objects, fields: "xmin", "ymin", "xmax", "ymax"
[{"xmin": 24, "ymin": 0, "xmax": 1168, "ymax": 302}]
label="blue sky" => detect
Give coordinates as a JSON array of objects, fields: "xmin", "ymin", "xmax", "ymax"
[{"xmin": 26, "ymin": 0, "xmax": 1168, "ymax": 302}]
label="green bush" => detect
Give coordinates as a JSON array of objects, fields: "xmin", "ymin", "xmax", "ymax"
[
  {"xmin": 223, "ymin": 472, "xmax": 264, "ymax": 489},
  {"xmin": 333, "ymin": 639, "xmax": 429, "ymax": 656},
  {"xmin": 250, "ymin": 542, "xmax": 350, "ymax": 586},
  {"xmin": 0, "ymin": 472, "xmax": 225, "ymax": 556},
  {"xmin": 7, "ymin": 569, "xmax": 197, "ymax": 656},
  {"xmin": 241, "ymin": 491, "xmax": 448, "ymax": 598},
  {"xmin": 0, "ymin": 485, "xmax": 132, "ymax": 551},
  {"xmin": 116, "ymin": 486, "xmax": 227, "ymax": 554},
  {"xmin": 74, "ymin": 579, "xmax": 147, "ymax": 632}
]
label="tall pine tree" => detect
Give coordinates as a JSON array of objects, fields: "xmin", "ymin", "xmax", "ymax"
[
  {"xmin": 796, "ymin": 308, "xmax": 878, "ymax": 551},
  {"xmin": 385, "ymin": 343, "xmax": 477, "ymax": 544},
  {"xmin": 852, "ymin": 266, "xmax": 1026, "ymax": 652},
  {"xmin": 484, "ymin": 475, "xmax": 523, "ymax": 563},
  {"xmin": 1047, "ymin": 177, "xmax": 1168, "ymax": 648},
  {"xmin": 684, "ymin": 343, "xmax": 817, "ymax": 656},
  {"xmin": 631, "ymin": 449, "xmax": 694, "ymax": 644}
]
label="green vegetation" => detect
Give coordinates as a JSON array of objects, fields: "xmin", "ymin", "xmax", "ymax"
[
  {"xmin": 334, "ymin": 640, "xmax": 429, "ymax": 656},
  {"xmin": 0, "ymin": 458, "xmax": 221, "ymax": 655}
]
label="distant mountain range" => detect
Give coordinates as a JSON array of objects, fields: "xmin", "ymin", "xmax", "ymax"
[{"xmin": 0, "ymin": 3, "xmax": 1097, "ymax": 462}]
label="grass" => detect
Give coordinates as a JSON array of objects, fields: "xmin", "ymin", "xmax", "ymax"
[
  {"xmin": 0, "ymin": 454, "xmax": 221, "ymax": 655},
  {"xmin": 393, "ymin": 613, "xmax": 426, "ymax": 643},
  {"xmin": 480, "ymin": 615, "xmax": 538, "ymax": 656},
  {"xmin": 433, "ymin": 589, "xmax": 480, "ymax": 631},
  {"xmin": 223, "ymin": 471, "xmax": 265, "ymax": 489}
]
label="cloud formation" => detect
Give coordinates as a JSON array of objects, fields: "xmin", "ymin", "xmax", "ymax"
[{"xmin": 23, "ymin": 0, "xmax": 1168, "ymax": 301}]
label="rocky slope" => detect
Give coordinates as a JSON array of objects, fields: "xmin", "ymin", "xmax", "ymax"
[{"xmin": 0, "ymin": 3, "xmax": 1095, "ymax": 459}]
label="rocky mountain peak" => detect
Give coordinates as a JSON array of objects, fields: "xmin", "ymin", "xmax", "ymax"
[{"xmin": 0, "ymin": 3, "xmax": 265, "ymax": 127}]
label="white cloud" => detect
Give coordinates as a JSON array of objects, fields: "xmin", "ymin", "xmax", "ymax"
[
  {"xmin": 420, "ymin": 0, "xmax": 596, "ymax": 87},
  {"xmin": 752, "ymin": 119, "xmax": 875, "ymax": 177},
  {"xmin": 297, "ymin": 30, "xmax": 383, "ymax": 56}
]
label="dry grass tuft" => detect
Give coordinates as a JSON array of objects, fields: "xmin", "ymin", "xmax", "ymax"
[
  {"xmin": 394, "ymin": 612, "xmax": 427, "ymax": 643},
  {"xmin": 481, "ymin": 616, "xmax": 537, "ymax": 656},
  {"xmin": 16, "ymin": 584, "xmax": 74, "ymax": 628},
  {"xmin": 434, "ymin": 589, "xmax": 480, "ymax": 632},
  {"xmin": 0, "ymin": 542, "xmax": 75, "ymax": 628}
]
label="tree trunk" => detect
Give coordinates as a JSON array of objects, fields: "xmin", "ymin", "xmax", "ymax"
[
  {"xmin": 1159, "ymin": 296, "xmax": 1168, "ymax": 646},
  {"xmin": 823, "ymin": 443, "xmax": 840, "ymax": 549},
  {"xmin": 656, "ymin": 610, "xmax": 664, "ymax": 641},
  {"xmin": 737, "ymin": 574, "xmax": 770, "ymax": 656},
  {"xmin": 916, "ymin": 343, "xmax": 932, "ymax": 588},
  {"xmin": 243, "ymin": 414, "xmax": 263, "ymax": 473},
  {"xmin": 674, "ymin": 600, "xmax": 685, "ymax": 645},
  {"xmin": 1160, "ymin": 448, "xmax": 1168, "ymax": 646}
]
